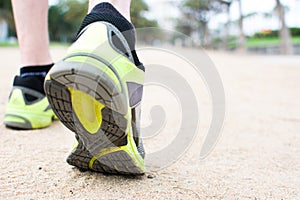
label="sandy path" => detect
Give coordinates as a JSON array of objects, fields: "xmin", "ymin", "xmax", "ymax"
[{"xmin": 0, "ymin": 47, "xmax": 299, "ymax": 199}]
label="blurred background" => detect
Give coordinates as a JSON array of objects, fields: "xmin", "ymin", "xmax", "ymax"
[{"xmin": 0, "ymin": 0, "xmax": 299, "ymax": 55}]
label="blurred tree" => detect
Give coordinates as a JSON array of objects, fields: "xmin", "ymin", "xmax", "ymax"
[
  {"xmin": 177, "ymin": 0, "xmax": 229, "ymax": 47},
  {"xmin": 130, "ymin": 0, "xmax": 160, "ymax": 45},
  {"xmin": 175, "ymin": 19, "xmax": 194, "ymax": 36},
  {"xmin": 0, "ymin": 0, "xmax": 11, "ymax": 9},
  {"xmin": 130, "ymin": 0, "xmax": 158, "ymax": 28},
  {"xmin": 221, "ymin": 0, "xmax": 232, "ymax": 49},
  {"xmin": 183, "ymin": 0, "xmax": 211, "ymax": 46},
  {"xmin": 237, "ymin": 0, "xmax": 246, "ymax": 52},
  {"xmin": 48, "ymin": 0, "xmax": 88, "ymax": 42},
  {"xmin": 275, "ymin": 0, "xmax": 293, "ymax": 54},
  {"xmin": 48, "ymin": 0, "xmax": 156, "ymax": 42},
  {"xmin": 290, "ymin": 28, "xmax": 300, "ymax": 37},
  {"xmin": 0, "ymin": 0, "xmax": 16, "ymax": 37},
  {"xmin": 1, "ymin": 0, "xmax": 158, "ymax": 43}
]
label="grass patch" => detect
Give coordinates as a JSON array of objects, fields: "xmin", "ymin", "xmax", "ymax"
[
  {"xmin": 0, "ymin": 42, "xmax": 18, "ymax": 47},
  {"xmin": 0, "ymin": 42, "xmax": 70, "ymax": 47},
  {"xmin": 50, "ymin": 42, "xmax": 70, "ymax": 47},
  {"xmin": 291, "ymin": 37, "xmax": 300, "ymax": 44},
  {"xmin": 246, "ymin": 36, "xmax": 300, "ymax": 48}
]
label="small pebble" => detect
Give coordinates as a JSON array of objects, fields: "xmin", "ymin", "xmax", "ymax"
[{"xmin": 147, "ymin": 174, "xmax": 154, "ymax": 179}]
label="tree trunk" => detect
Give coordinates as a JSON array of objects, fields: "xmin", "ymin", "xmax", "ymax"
[
  {"xmin": 199, "ymin": 21, "xmax": 210, "ymax": 48},
  {"xmin": 237, "ymin": 0, "xmax": 246, "ymax": 52},
  {"xmin": 203, "ymin": 22, "xmax": 210, "ymax": 48},
  {"xmin": 276, "ymin": 0, "xmax": 293, "ymax": 54},
  {"xmin": 0, "ymin": 19, "xmax": 9, "ymax": 42},
  {"xmin": 224, "ymin": 4, "xmax": 231, "ymax": 50}
]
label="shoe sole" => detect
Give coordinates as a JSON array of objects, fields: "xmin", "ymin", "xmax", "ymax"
[{"xmin": 45, "ymin": 60, "xmax": 145, "ymax": 175}]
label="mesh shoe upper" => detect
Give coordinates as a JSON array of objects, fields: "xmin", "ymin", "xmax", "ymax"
[{"xmin": 4, "ymin": 76, "xmax": 56, "ymax": 129}]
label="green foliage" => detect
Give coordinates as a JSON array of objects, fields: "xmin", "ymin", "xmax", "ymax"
[
  {"xmin": 48, "ymin": 0, "xmax": 88, "ymax": 42},
  {"xmin": 226, "ymin": 35, "xmax": 238, "ymax": 49},
  {"xmin": 175, "ymin": 20, "xmax": 193, "ymax": 36},
  {"xmin": 181, "ymin": 0, "xmax": 229, "ymax": 23},
  {"xmin": 130, "ymin": 0, "xmax": 158, "ymax": 28},
  {"xmin": 177, "ymin": 0, "xmax": 211, "ymax": 44},
  {"xmin": 184, "ymin": 0, "xmax": 210, "ymax": 9},
  {"xmin": 252, "ymin": 28, "xmax": 300, "ymax": 39},
  {"xmin": 246, "ymin": 37, "xmax": 280, "ymax": 47},
  {"xmin": 211, "ymin": 35, "xmax": 238, "ymax": 50},
  {"xmin": 1, "ymin": 0, "xmax": 157, "ymax": 42},
  {"xmin": 182, "ymin": 0, "xmax": 210, "ymax": 23},
  {"xmin": 0, "ymin": 0, "xmax": 12, "ymax": 10},
  {"xmin": 245, "ymin": 36, "xmax": 300, "ymax": 48},
  {"xmin": 0, "ymin": 0, "xmax": 16, "ymax": 36},
  {"xmin": 130, "ymin": 0, "xmax": 159, "ymax": 45},
  {"xmin": 49, "ymin": 0, "xmax": 157, "ymax": 42},
  {"xmin": 176, "ymin": 0, "xmax": 230, "ymax": 46},
  {"xmin": 290, "ymin": 28, "xmax": 300, "ymax": 37},
  {"xmin": 253, "ymin": 30, "xmax": 279, "ymax": 38}
]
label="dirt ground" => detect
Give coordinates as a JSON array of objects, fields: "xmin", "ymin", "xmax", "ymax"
[{"xmin": 0, "ymin": 47, "xmax": 299, "ymax": 199}]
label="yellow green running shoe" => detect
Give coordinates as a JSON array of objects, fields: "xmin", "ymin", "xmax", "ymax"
[
  {"xmin": 45, "ymin": 19, "xmax": 145, "ymax": 175},
  {"xmin": 4, "ymin": 76, "xmax": 56, "ymax": 129}
]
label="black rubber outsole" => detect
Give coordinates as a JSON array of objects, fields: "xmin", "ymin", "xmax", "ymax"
[{"xmin": 44, "ymin": 63, "xmax": 144, "ymax": 175}]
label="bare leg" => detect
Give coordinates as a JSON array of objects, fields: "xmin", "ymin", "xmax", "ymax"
[
  {"xmin": 11, "ymin": 0, "xmax": 52, "ymax": 66},
  {"xmin": 89, "ymin": 0, "xmax": 131, "ymax": 21}
]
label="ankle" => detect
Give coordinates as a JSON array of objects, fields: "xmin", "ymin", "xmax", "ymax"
[{"xmin": 88, "ymin": 1, "xmax": 131, "ymax": 21}]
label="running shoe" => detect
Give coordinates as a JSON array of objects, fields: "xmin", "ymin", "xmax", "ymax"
[
  {"xmin": 4, "ymin": 75, "xmax": 56, "ymax": 129},
  {"xmin": 45, "ymin": 20, "xmax": 146, "ymax": 175}
]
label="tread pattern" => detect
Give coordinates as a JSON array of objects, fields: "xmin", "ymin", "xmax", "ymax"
[
  {"xmin": 45, "ymin": 79, "xmax": 128, "ymax": 153},
  {"xmin": 66, "ymin": 140, "xmax": 92, "ymax": 171},
  {"xmin": 45, "ymin": 81, "xmax": 75, "ymax": 132},
  {"xmin": 45, "ymin": 66, "xmax": 144, "ymax": 175},
  {"xmin": 92, "ymin": 151, "xmax": 144, "ymax": 175},
  {"xmin": 49, "ymin": 63, "xmax": 128, "ymax": 115},
  {"xmin": 66, "ymin": 141, "xmax": 144, "ymax": 175}
]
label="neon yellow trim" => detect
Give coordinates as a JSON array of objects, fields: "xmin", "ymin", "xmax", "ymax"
[
  {"xmin": 4, "ymin": 115, "xmax": 26, "ymax": 124},
  {"xmin": 89, "ymin": 146, "xmax": 123, "ymax": 169},
  {"xmin": 4, "ymin": 88, "xmax": 55, "ymax": 129},
  {"xmin": 67, "ymin": 22, "xmax": 145, "ymax": 87},
  {"xmin": 71, "ymin": 140, "xmax": 79, "ymax": 151},
  {"xmin": 120, "ymin": 128, "xmax": 145, "ymax": 171},
  {"xmin": 69, "ymin": 88, "xmax": 105, "ymax": 134},
  {"xmin": 53, "ymin": 114, "xmax": 58, "ymax": 120},
  {"xmin": 45, "ymin": 73, "xmax": 51, "ymax": 81},
  {"xmin": 67, "ymin": 23, "xmax": 121, "ymax": 62},
  {"xmin": 63, "ymin": 22, "xmax": 146, "ymax": 171},
  {"xmin": 111, "ymin": 56, "xmax": 144, "ymax": 84},
  {"xmin": 88, "ymin": 120, "xmax": 145, "ymax": 172},
  {"xmin": 65, "ymin": 56, "xmax": 121, "ymax": 91}
]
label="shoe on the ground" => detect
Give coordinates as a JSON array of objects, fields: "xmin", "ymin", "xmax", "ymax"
[
  {"xmin": 4, "ymin": 76, "xmax": 57, "ymax": 129},
  {"xmin": 44, "ymin": 21, "xmax": 145, "ymax": 175}
]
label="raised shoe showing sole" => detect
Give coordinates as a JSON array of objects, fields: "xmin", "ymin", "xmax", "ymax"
[{"xmin": 44, "ymin": 22, "xmax": 145, "ymax": 175}]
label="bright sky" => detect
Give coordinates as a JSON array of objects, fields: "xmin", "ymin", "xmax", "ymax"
[
  {"xmin": 49, "ymin": 0, "xmax": 300, "ymax": 35},
  {"xmin": 49, "ymin": 0, "xmax": 58, "ymax": 5},
  {"xmin": 145, "ymin": 0, "xmax": 300, "ymax": 35},
  {"xmin": 210, "ymin": 0, "xmax": 300, "ymax": 35}
]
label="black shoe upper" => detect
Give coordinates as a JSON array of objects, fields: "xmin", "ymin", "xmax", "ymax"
[{"xmin": 77, "ymin": 2, "xmax": 144, "ymax": 71}]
